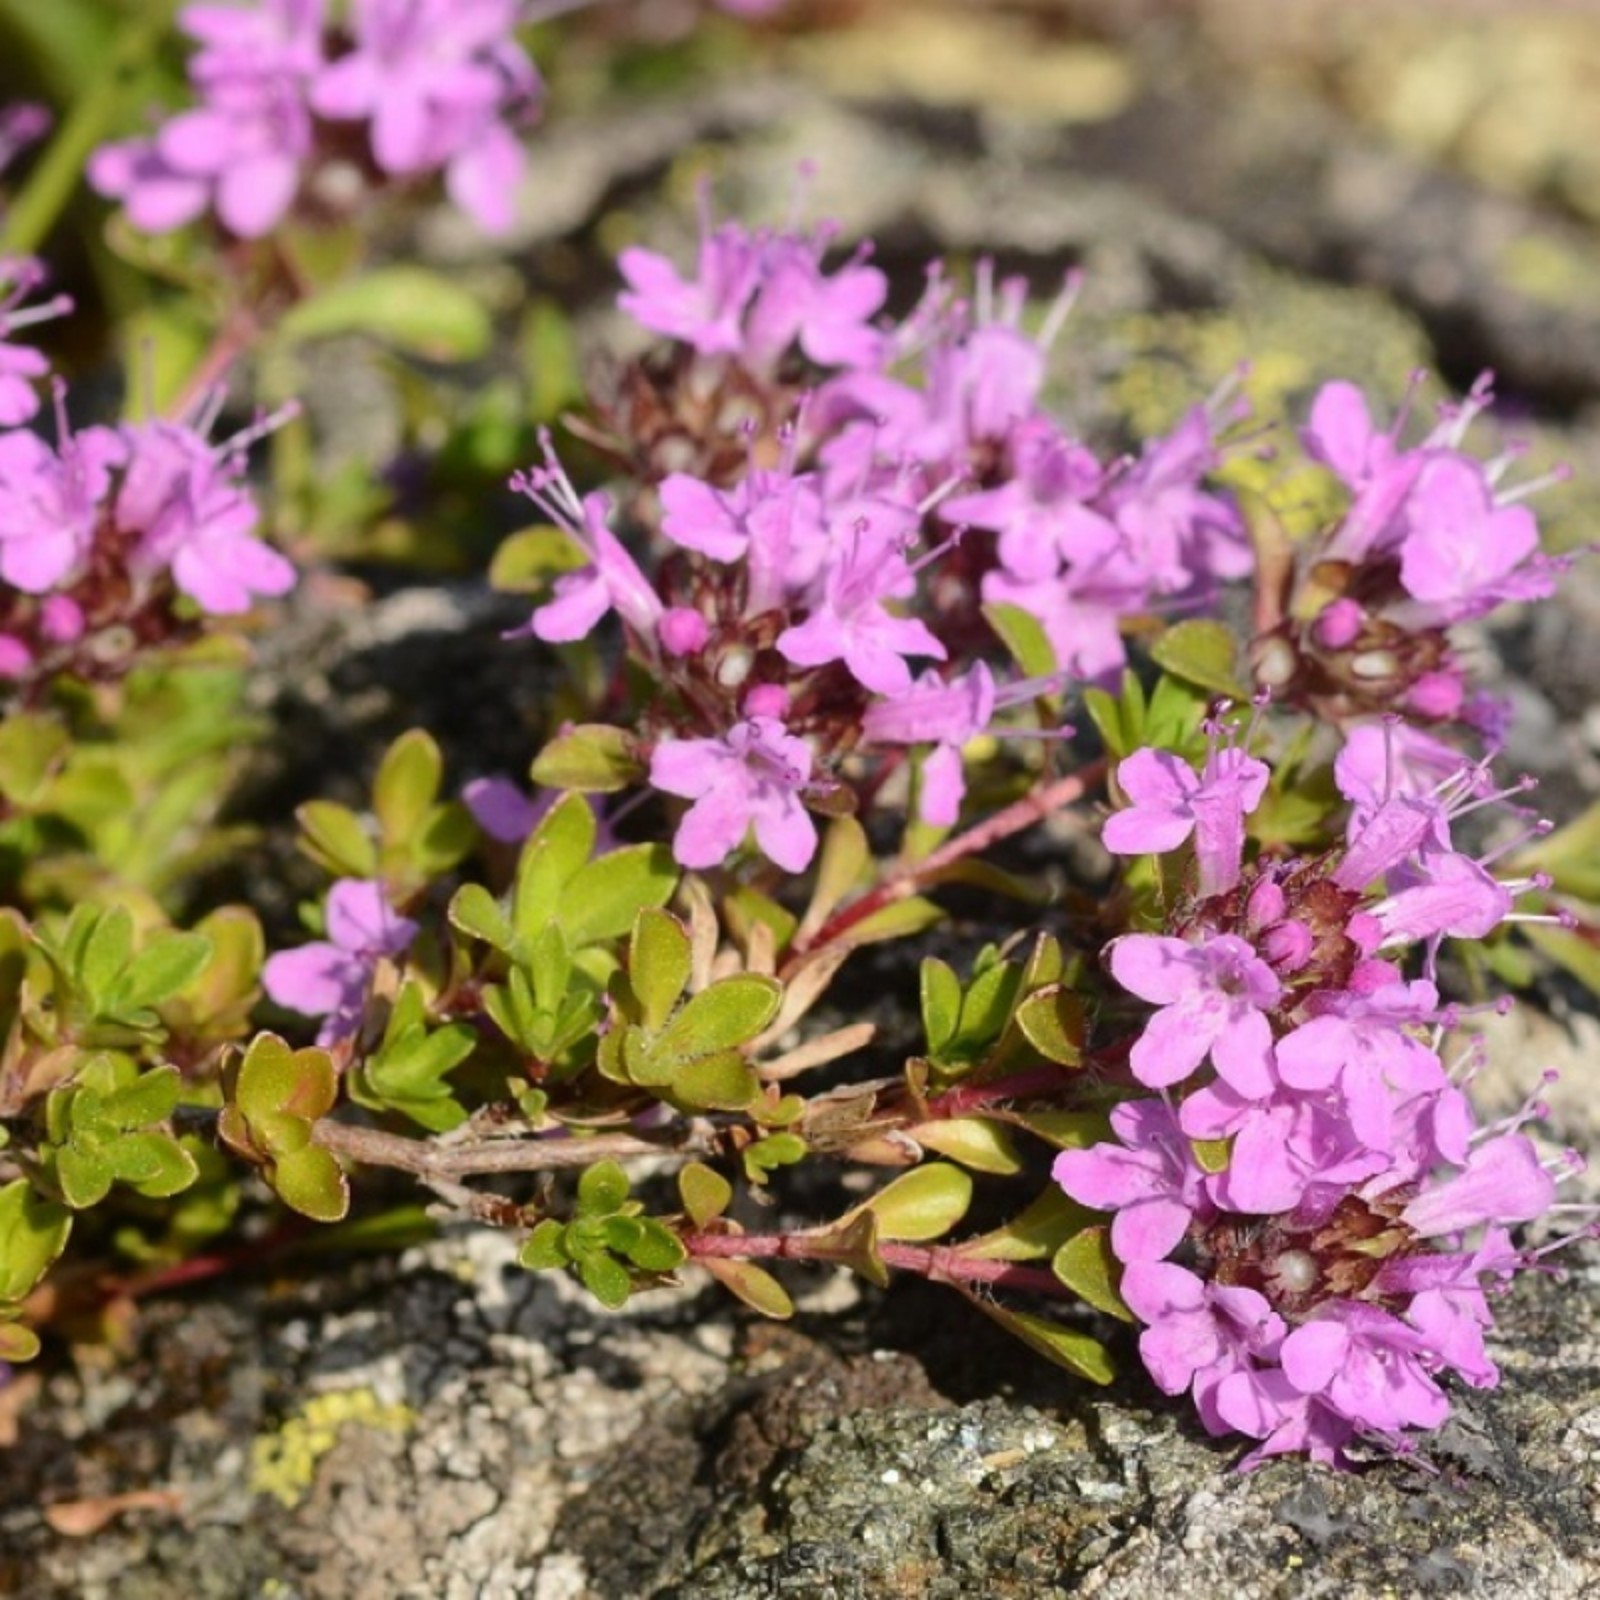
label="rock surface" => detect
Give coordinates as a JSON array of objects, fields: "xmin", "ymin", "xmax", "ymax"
[{"xmin": 6, "ymin": 5, "xmax": 1600, "ymax": 1595}]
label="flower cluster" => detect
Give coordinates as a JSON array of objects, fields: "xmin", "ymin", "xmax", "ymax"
[
  {"xmin": 0, "ymin": 389, "xmax": 295, "ymax": 685},
  {"xmin": 90, "ymin": 0, "xmax": 541, "ymax": 237},
  {"xmin": 1056, "ymin": 727, "xmax": 1581, "ymax": 1466},
  {"xmin": 1254, "ymin": 375, "xmax": 1573, "ymax": 733},
  {"xmin": 522, "ymin": 212, "xmax": 1256, "ymax": 872}
]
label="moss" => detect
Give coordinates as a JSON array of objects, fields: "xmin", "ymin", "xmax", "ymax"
[{"xmin": 248, "ymin": 1388, "xmax": 415, "ymax": 1509}]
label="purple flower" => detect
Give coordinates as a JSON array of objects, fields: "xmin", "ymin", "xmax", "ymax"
[
  {"xmin": 0, "ymin": 259, "xmax": 72, "ymax": 426},
  {"xmin": 262, "ymin": 878, "xmax": 419, "ymax": 1045},
  {"xmin": 649, "ymin": 715, "xmax": 817, "ymax": 872},
  {"xmin": 1399, "ymin": 1135, "xmax": 1556, "ymax": 1240},
  {"xmin": 860, "ymin": 664, "xmax": 995, "ymax": 826},
  {"xmin": 310, "ymin": 0, "xmax": 539, "ymax": 235},
  {"xmin": 512, "ymin": 444, "xmax": 663, "ymax": 646},
  {"xmin": 0, "ymin": 423, "xmax": 125, "ymax": 593},
  {"xmin": 775, "ymin": 498, "xmax": 946, "ymax": 695},
  {"xmin": 1053, "ymin": 1098, "xmax": 1212, "ymax": 1263},
  {"xmin": 90, "ymin": 1, "xmax": 325, "ymax": 238},
  {"xmin": 1108, "ymin": 931, "xmax": 1281, "ymax": 1095},
  {"xmin": 1279, "ymin": 1303, "xmax": 1450, "ymax": 1435},
  {"xmin": 116, "ymin": 420, "xmax": 295, "ymax": 614},
  {"xmin": 1102, "ymin": 741, "xmax": 1269, "ymax": 898},
  {"xmin": 462, "ymin": 775, "xmax": 544, "ymax": 844},
  {"xmin": 1120, "ymin": 1261, "xmax": 1285, "ymax": 1434}
]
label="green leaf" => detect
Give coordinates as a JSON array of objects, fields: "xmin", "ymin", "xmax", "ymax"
[
  {"xmin": 1523, "ymin": 921, "xmax": 1600, "ymax": 999},
  {"xmin": 519, "ymin": 1219, "xmax": 568, "ymax": 1271},
  {"xmin": 623, "ymin": 1218, "xmax": 687, "ymax": 1273},
  {"xmin": 951, "ymin": 959, "xmax": 1021, "ymax": 1055},
  {"xmin": 0, "ymin": 1179, "xmax": 73, "ymax": 1301},
  {"xmin": 0, "ymin": 1320, "xmax": 41, "ymax": 1363},
  {"xmin": 1003, "ymin": 1109, "xmax": 1109, "ymax": 1151},
  {"xmin": 975, "ymin": 1300, "xmax": 1115, "ymax": 1385},
  {"xmin": 679, "ymin": 1163, "xmax": 733, "ymax": 1227},
  {"xmin": 109, "ymin": 1131, "xmax": 199, "ymax": 1199},
  {"xmin": 805, "ymin": 817, "xmax": 870, "ymax": 934},
  {"xmin": 529, "ymin": 726, "xmax": 644, "ymax": 794},
  {"xmin": 558, "ymin": 844, "xmax": 678, "ymax": 948},
  {"xmin": 373, "ymin": 730, "xmax": 443, "ymax": 847},
  {"xmin": 958, "ymin": 1187, "xmax": 1094, "ymax": 1264},
  {"xmin": 232, "ymin": 1034, "xmax": 339, "ymax": 1126},
  {"xmin": 578, "ymin": 1251, "xmax": 633, "ymax": 1310},
  {"xmin": 277, "ymin": 265, "xmax": 492, "ymax": 361},
  {"xmin": 448, "ymin": 884, "xmax": 516, "ymax": 952},
  {"xmin": 577, "ymin": 1160, "xmax": 629, "ymax": 1218},
  {"xmin": 983, "ymin": 601, "xmax": 1060, "ymax": 681},
  {"xmin": 488, "ymin": 525, "xmax": 587, "ymax": 594},
  {"xmin": 844, "ymin": 896, "xmax": 944, "ymax": 945},
  {"xmin": 1149, "ymin": 619, "xmax": 1249, "ymax": 699},
  {"xmin": 655, "ymin": 975, "xmax": 781, "ymax": 1060},
  {"xmin": 270, "ymin": 1145, "xmax": 350, "ymax": 1223},
  {"xmin": 919, "ymin": 958, "xmax": 962, "ymax": 1055},
  {"xmin": 512, "ymin": 793, "xmax": 595, "ymax": 947},
  {"xmin": 114, "ymin": 933, "xmax": 213, "ymax": 1012},
  {"xmin": 1012, "ymin": 985, "xmax": 1085, "ymax": 1066},
  {"xmin": 1052, "ymin": 1227, "xmax": 1133, "ymax": 1322},
  {"xmin": 297, "ymin": 800, "xmax": 378, "ymax": 878},
  {"xmin": 629, "ymin": 908, "xmax": 691, "ymax": 1032},
  {"xmin": 701, "ymin": 1257, "xmax": 794, "ymax": 1319},
  {"xmin": 723, "ymin": 888, "xmax": 798, "ymax": 954},
  {"xmin": 911, "ymin": 1117, "xmax": 1024, "ymax": 1175},
  {"xmin": 0, "ymin": 713, "xmax": 69, "ymax": 806},
  {"xmin": 79, "ymin": 906, "xmax": 134, "ymax": 1003},
  {"xmin": 669, "ymin": 1050, "xmax": 758, "ymax": 1111},
  {"xmin": 859, "ymin": 1163, "xmax": 972, "ymax": 1242},
  {"xmin": 55, "ymin": 1145, "xmax": 112, "ymax": 1210},
  {"xmin": 414, "ymin": 802, "xmax": 478, "ymax": 877},
  {"xmin": 1190, "ymin": 1136, "xmax": 1232, "ymax": 1175},
  {"xmin": 98, "ymin": 1064, "xmax": 181, "ymax": 1130}
]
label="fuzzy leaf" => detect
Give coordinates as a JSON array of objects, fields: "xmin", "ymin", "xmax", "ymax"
[
  {"xmin": 108, "ymin": 1132, "xmax": 199, "ymax": 1199},
  {"xmin": 983, "ymin": 601, "xmax": 1059, "ymax": 682},
  {"xmin": 114, "ymin": 934, "xmax": 213, "ymax": 1013},
  {"xmin": 655, "ymin": 975, "xmax": 781, "ymax": 1061},
  {"xmin": 578, "ymin": 1251, "xmax": 632, "ymax": 1309},
  {"xmin": 577, "ymin": 1160, "xmax": 629, "ymax": 1218},
  {"xmin": 489, "ymin": 525, "xmax": 587, "ymax": 593},
  {"xmin": 233, "ymin": 1034, "xmax": 339, "ymax": 1126},
  {"xmin": 1012, "ymin": 985, "xmax": 1085, "ymax": 1066},
  {"xmin": 669, "ymin": 1050, "xmax": 758, "ymax": 1111},
  {"xmin": 678, "ymin": 1163, "xmax": 733, "ymax": 1228},
  {"xmin": 448, "ymin": 884, "xmax": 516, "ymax": 952},
  {"xmin": 701, "ymin": 1257, "xmax": 794, "ymax": 1319},
  {"xmin": 529, "ymin": 726, "xmax": 643, "ymax": 794},
  {"xmin": 97, "ymin": 1064, "xmax": 181, "ymax": 1131},
  {"xmin": 0, "ymin": 1320, "xmax": 40, "ymax": 1363},
  {"xmin": 837, "ymin": 896, "xmax": 944, "ymax": 945},
  {"xmin": 296, "ymin": 801, "xmax": 378, "ymax": 878},
  {"xmin": 623, "ymin": 1218, "xmax": 687, "ymax": 1273},
  {"xmin": 1003, "ymin": 1109, "xmax": 1109, "ymax": 1151},
  {"xmin": 519, "ymin": 1219, "xmax": 568, "ymax": 1270},
  {"xmin": 373, "ymin": 730, "xmax": 443, "ymax": 847},
  {"xmin": 859, "ymin": 1163, "xmax": 973, "ymax": 1242},
  {"xmin": 278, "ymin": 265, "xmax": 492, "ymax": 361},
  {"xmin": 802, "ymin": 817, "xmax": 870, "ymax": 937},
  {"xmin": 0, "ymin": 713, "xmax": 69, "ymax": 806},
  {"xmin": 919, "ymin": 958, "xmax": 962, "ymax": 1056},
  {"xmin": 976, "ymin": 1300, "xmax": 1115, "ymax": 1385},
  {"xmin": 79, "ymin": 906, "xmax": 134, "ymax": 1003},
  {"xmin": 911, "ymin": 1117, "xmax": 1024, "ymax": 1175},
  {"xmin": 55, "ymin": 1146, "xmax": 112, "ymax": 1210},
  {"xmin": 0, "ymin": 1179, "xmax": 72, "ymax": 1301},
  {"xmin": 270, "ymin": 1144, "xmax": 350, "ymax": 1223},
  {"xmin": 629, "ymin": 909, "xmax": 691, "ymax": 1032},
  {"xmin": 514, "ymin": 793, "xmax": 595, "ymax": 944},
  {"xmin": 958, "ymin": 1187, "xmax": 1095, "ymax": 1264},
  {"xmin": 1149, "ymin": 619, "xmax": 1249, "ymax": 699},
  {"xmin": 1052, "ymin": 1227, "xmax": 1134, "ymax": 1322},
  {"xmin": 557, "ymin": 844, "xmax": 678, "ymax": 948}
]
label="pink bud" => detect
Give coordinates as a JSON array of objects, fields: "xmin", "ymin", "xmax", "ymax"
[
  {"xmin": 1312, "ymin": 598, "xmax": 1365, "ymax": 650},
  {"xmin": 659, "ymin": 606, "xmax": 709, "ymax": 657}
]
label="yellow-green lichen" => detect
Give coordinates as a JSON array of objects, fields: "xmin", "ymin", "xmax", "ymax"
[{"xmin": 250, "ymin": 1388, "xmax": 415, "ymax": 1508}]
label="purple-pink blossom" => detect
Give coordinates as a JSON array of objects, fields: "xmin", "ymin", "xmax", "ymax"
[
  {"xmin": 262, "ymin": 878, "xmax": 420, "ymax": 1045},
  {"xmin": 649, "ymin": 715, "xmax": 817, "ymax": 872}
]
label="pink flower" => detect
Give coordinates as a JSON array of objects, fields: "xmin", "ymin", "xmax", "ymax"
[
  {"xmin": 1102, "ymin": 741, "xmax": 1269, "ymax": 897},
  {"xmin": 1052, "ymin": 1098, "xmax": 1212, "ymax": 1263},
  {"xmin": 0, "ymin": 424, "xmax": 126, "ymax": 593},
  {"xmin": 0, "ymin": 259, "xmax": 71, "ymax": 426},
  {"xmin": 650, "ymin": 716, "xmax": 817, "ymax": 872},
  {"xmin": 860, "ymin": 664, "xmax": 995, "ymax": 826},
  {"xmin": 1109, "ymin": 932, "xmax": 1281, "ymax": 1095},
  {"xmin": 1400, "ymin": 1135, "xmax": 1556, "ymax": 1240},
  {"xmin": 310, "ymin": 0, "xmax": 539, "ymax": 235},
  {"xmin": 263, "ymin": 878, "xmax": 419, "ymax": 1045}
]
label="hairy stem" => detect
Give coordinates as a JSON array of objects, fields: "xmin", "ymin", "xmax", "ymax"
[
  {"xmin": 684, "ymin": 1229, "xmax": 1071, "ymax": 1298},
  {"xmin": 783, "ymin": 761, "xmax": 1106, "ymax": 973}
]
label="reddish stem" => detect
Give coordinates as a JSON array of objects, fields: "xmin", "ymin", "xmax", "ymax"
[
  {"xmin": 685, "ymin": 1229, "xmax": 1071, "ymax": 1298},
  {"xmin": 925, "ymin": 1065, "xmax": 1075, "ymax": 1119},
  {"xmin": 783, "ymin": 761, "xmax": 1107, "ymax": 972}
]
